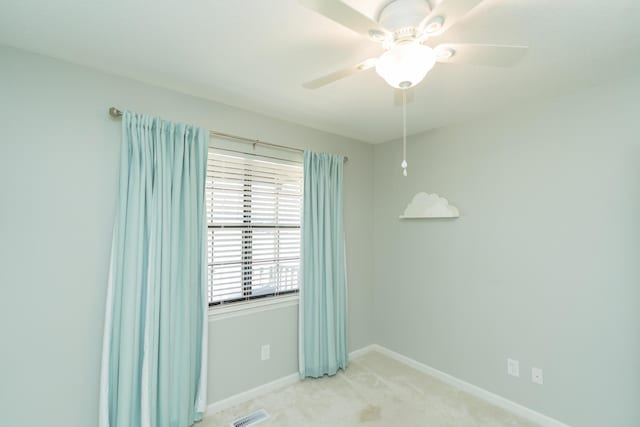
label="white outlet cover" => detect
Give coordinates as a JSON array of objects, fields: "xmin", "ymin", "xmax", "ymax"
[
  {"xmin": 261, "ymin": 344, "xmax": 270, "ymax": 361},
  {"xmin": 507, "ymin": 358, "xmax": 520, "ymax": 377},
  {"xmin": 532, "ymin": 367, "xmax": 543, "ymax": 384}
]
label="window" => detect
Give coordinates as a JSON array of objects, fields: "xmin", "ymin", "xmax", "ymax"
[{"xmin": 206, "ymin": 151, "xmax": 303, "ymax": 306}]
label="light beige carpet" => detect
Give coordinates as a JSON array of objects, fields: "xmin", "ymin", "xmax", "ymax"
[{"xmin": 201, "ymin": 351, "xmax": 540, "ymax": 427}]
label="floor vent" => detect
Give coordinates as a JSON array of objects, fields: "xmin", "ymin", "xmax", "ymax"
[{"xmin": 229, "ymin": 409, "xmax": 270, "ymax": 427}]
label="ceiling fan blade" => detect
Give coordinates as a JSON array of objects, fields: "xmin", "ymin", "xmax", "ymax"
[
  {"xmin": 303, "ymin": 58, "xmax": 377, "ymax": 89},
  {"xmin": 299, "ymin": 0, "xmax": 384, "ymax": 38},
  {"xmin": 433, "ymin": 43, "xmax": 528, "ymax": 67},
  {"xmin": 421, "ymin": 0, "xmax": 484, "ymax": 36},
  {"xmin": 394, "ymin": 88, "xmax": 415, "ymax": 107}
]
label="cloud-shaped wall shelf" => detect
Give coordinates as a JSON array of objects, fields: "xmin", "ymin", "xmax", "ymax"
[{"xmin": 400, "ymin": 192, "xmax": 460, "ymax": 219}]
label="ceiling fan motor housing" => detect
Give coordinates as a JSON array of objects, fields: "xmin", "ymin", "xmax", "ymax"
[{"xmin": 378, "ymin": 0, "xmax": 431, "ymax": 38}]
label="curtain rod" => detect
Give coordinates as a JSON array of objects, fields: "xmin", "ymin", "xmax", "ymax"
[{"xmin": 108, "ymin": 107, "xmax": 348, "ymax": 162}]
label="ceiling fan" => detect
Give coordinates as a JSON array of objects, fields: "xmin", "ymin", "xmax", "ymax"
[
  {"xmin": 299, "ymin": 0, "xmax": 528, "ymax": 176},
  {"xmin": 300, "ymin": 0, "xmax": 528, "ymax": 90}
]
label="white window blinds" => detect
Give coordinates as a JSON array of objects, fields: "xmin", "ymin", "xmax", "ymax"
[{"xmin": 206, "ymin": 151, "xmax": 303, "ymax": 305}]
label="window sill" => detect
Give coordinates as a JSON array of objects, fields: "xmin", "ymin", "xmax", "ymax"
[{"xmin": 208, "ymin": 294, "xmax": 299, "ymax": 322}]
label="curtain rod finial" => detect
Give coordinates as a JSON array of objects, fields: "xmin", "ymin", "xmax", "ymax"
[{"xmin": 109, "ymin": 107, "xmax": 123, "ymax": 118}]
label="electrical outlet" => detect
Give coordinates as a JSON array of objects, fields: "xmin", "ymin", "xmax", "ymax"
[
  {"xmin": 532, "ymin": 367, "xmax": 543, "ymax": 384},
  {"xmin": 507, "ymin": 358, "xmax": 520, "ymax": 377},
  {"xmin": 261, "ymin": 344, "xmax": 270, "ymax": 361}
]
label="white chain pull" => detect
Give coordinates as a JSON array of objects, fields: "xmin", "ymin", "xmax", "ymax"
[{"xmin": 401, "ymin": 89, "xmax": 407, "ymax": 177}]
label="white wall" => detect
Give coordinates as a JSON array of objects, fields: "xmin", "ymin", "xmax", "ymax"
[
  {"xmin": 0, "ymin": 46, "xmax": 373, "ymax": 426},
  {"xmin": 372, "ymin": 77, "xmax": 640, "ymax": 427}
]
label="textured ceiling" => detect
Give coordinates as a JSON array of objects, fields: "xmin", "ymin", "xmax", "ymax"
[{"xmin": 1, "ymin": 0, "xmax": 640, "ymax": 143}]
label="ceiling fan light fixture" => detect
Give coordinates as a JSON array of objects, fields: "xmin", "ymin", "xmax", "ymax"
[
  {"xmin": 423, "ymin": 16, "xmax": 444, "ymax": 34},
  {"xmin": 368, "ymin": 29, "xmax": 388, "ymax": 42},
  {"xmin": 375, "ymin": 42, "xmax": 436, "ymax": 89},
  {"xmin": 435, "ymin": 47, "xmax": 455, "ymax": 60},
  {"xmin": 358, "ymin": 57, "xmax": 378, "ymax": 70}
]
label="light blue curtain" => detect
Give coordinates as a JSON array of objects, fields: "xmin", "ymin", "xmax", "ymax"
[
  {"xmin": 299, "ymin": 151, "xmax": 348, "ymax": 378},
  {"xmin": 99, "ymin": 111, "xmax": 209, "ymax": 427}
]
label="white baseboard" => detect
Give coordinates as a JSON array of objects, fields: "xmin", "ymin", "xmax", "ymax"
[
  {"xmin": 205, "ymin": 372, "xmax": 299, "ymax": 416},
  {"xmin": 205, "ymin": 344, "xmax": 569, "ymax": 427},
  {"xmin": 348, "ymin": 344, "xmax": 377, "ymax": 360},
  {"xmin": 205, "ymin": 345, "xmax": 376, "ymax": 417},
  {"xmin": 370, "ymin": 344, "xmax": 571, "ymax": 427}
]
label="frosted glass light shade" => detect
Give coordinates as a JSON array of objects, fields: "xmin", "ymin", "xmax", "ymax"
[{"xmin": 375, "ymin": 43, "xmax": 436, "ymax": 89}]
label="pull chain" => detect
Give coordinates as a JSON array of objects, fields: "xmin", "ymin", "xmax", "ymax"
[{"xmin": 401, "ymin": 89, "xmax": 407, "ymax": 177}]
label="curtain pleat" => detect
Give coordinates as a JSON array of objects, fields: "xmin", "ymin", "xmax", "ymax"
[
  {"xmin": 99, "ymin": 111, "xmax": 208, "ymax": 427},
  {"xmin": 299, "ymin": 151, "xmax": 348, "ymax": 378}
]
